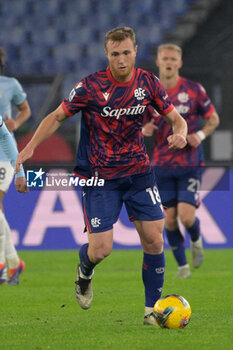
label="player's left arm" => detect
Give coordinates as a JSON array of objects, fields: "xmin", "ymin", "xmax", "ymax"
[
  {"xmin": 187, "ymin": 111, "xmax": 220, "ymax": 148},
  {"xmin": 15, "ymin": 104, "xmax": 68, "ymax": 174},
  {"xmin": 5, "ymin": 100, "xmax": 31, "ymax": 132},
  {"xmin": 163, "ymin": 108, "xmax": 188, "ymax": 149}
]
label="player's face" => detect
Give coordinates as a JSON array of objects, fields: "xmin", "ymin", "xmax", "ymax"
[
  {"xmin": 156, "ymin": 49, "xmax": 182, "ymax": 79},
  {"xmin": 106, "ymin": 38, "xmax": 137, "ymax": 82}
]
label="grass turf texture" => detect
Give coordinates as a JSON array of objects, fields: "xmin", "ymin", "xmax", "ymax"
[{"xmin": 0, "ymin": 249, "xmax": 232, "ymax": 350}]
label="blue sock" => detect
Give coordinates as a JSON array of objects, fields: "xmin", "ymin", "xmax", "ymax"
[
  {"xmin": 165, "ymin": 228, "xmax": 187, "ymax": 266},
  {"xmin": 187, "ymin": 217, "xmax": 200, "ymax": 242},
  {"xmin": 79, "ymin": 243, "xmax": 96, "ymax": 277},
  {"xmin": 142, "ymin": 252, "xmax": 165, "ymax": 307}
]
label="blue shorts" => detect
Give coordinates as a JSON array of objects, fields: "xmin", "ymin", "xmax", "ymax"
[
  {"xmin": 154, "ymin": 166, "xmax": 202, "ymax": 208},
  {"xmin": 82, "ymin": 171, "xmax": 165, "ymax": 233}
]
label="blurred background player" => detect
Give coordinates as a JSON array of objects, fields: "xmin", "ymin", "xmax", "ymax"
[
  {"xmin": 0, "ymin": 47, "xmax": 31, "ymax": 285},
  {"xmin": 0, "ymin": 117, "xmax": 28, "ymax": 193},
  {"xmin": 16, "ymin": 27, "xmax": 187, "ymax": 325},
  {"xmin": 143, "ymin": 43, "xmax": 219, "ymax": 278},
  {"xmin": 0, "ymin": 116, "xmax": 28, "ymax": 285}
]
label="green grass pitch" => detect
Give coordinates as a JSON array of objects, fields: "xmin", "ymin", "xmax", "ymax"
[{"xmin": 0, "ymin": 249, "xmax": 232, "ymax": 350}]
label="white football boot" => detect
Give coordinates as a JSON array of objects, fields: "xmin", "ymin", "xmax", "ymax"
[
  {"xmin": 75, "ymin": 265, "xmax": 93, "ymax": 309},
  {"xmin": 143, "ymin": 307, "xmax": 158, "ymax": 326},
  {"xmin": 174, "ymin": 264, "xmax": 191, "ymax": 279},
  {"xmin": 190, "ymin": 236, "xmax": 204, "ymax": 268}
]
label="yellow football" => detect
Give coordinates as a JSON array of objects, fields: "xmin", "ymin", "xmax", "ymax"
[{"xmin": 153, "ymin": 294, "xmax": 191, "ymax": 329}]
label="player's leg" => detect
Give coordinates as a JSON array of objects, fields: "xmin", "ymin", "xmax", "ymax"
[
  {"xmin": 0, "ymin": 162, "xmax": 24, "ymax": 285},
  {"xmin": 165, "ymin": 206, "xmax": 191, "ymax": 278},
  {"xmin": 125, "ymin": 173, "xmax": 165, "ymax": 325},
  {"xmin": 75, "ymin": 185, "xmax": 121, "ymax": 309},
  {"xmin": 0, "ymin": 194, "xmax": 7, "ymax": 284},
  {"xmin": 155, "ymin": 167, "xmax": 190, "ymax": 278},
  {"xmin": 79, "ymin": 229, "xmax": 113, "ymax": 277},
  {"xmin": 178, "ymin": 202, "xmax": 203, "ymax": 268},
  {"xmin": 76, "ymin": 229, "xmax": 113, "ymax": 310},
  {"xmin": 177, "ymin": 168, "xmax": 203, "ymax": 268},
  {"xmin": 4, "ymin": 214, "xmax": 25, "ymax": 285},
  {"xmin": 134, "ymin": 218, "xmax": 165, "ymax": 325}
]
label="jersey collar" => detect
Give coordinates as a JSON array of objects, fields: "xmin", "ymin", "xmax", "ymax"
[
  {"xmin": 106, "ymin": 66, "xmax": 136, "ymax": 86},
  {"xmin": 166, "ymin": 76, "xmax": 183, "ymax": 95}
]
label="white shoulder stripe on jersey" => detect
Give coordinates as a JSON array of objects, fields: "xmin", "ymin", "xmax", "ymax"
[{"xmin": 0, "ymin": 115, "xmax": 3, "ymax": 127}]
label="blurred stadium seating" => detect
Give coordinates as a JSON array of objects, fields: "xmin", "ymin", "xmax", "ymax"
[
  {"xmin": 0, "ymin": 0, "xmax": 198, "ymax": 77},
  {"xmin": 0, "ymin": 0, "xmax": 232, "ymax": 162}
]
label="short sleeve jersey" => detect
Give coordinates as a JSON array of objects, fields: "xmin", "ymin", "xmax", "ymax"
[
  {"xmin": 62, "ymin": 66, "xmax": 174, "ymax": 179},
  {"xmin": 144, "ymin": 77, "xmax": 215, "ymax": 167},
  {"xmin": 0, "ymin": 76, "xmax": 27, "ymax": 161},
  {"xmin": 0, "ymin": 115, "xmax": 25, "ymax": 177}
]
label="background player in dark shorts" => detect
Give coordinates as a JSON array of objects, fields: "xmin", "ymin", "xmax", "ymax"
[
  {"xmin": 143, "ymin": 43, "xmax": 219, "ymax": 279},
  {"xmin": 16, "ymin": 28, "xmax": 187, "ymax": 325}
]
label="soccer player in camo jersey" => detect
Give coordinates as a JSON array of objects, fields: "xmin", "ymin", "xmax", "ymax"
[
  {"xmin": 0, "ymin": 47, "xmax": 31, "ymax": 285},
  {"xmin": 16, "ymin": 27, "xmax": 187, "ymax": 325},
  {"xmin": 143, "ymin": 43, "xmax": 219, "ymax": 279}
]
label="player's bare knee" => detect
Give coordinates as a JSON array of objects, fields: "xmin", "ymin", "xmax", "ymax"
[
  {"xmin": 180, "ymin": 216, "xmax": 194, "ymax": 229},
  {"xmin": 89, "ymin": 246, "xmax": 112, "ymax": 263},
  {"xmin": 144, "ymin": 235, "xmax": 164, "ymax": 254},
  {"xmin": 165, "ymin": 216, "xmax": 178, "ymax": 230},
  {"xmin": 165, "ymin": 221, "xmax": 177, "ymax": 231}
]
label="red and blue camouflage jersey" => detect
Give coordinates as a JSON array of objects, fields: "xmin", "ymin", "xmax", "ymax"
[
  {"xmin": 62, "ymin": 66, "xmax": 174, "ymax": 180},
  {"xmin": 144, "ymin": 76, "xmax": 216, "ymax": 167}
]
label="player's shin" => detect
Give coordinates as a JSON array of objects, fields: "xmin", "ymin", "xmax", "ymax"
[
  {"xmin": 79, "ymin": 243, "xmax": 96, "ymax": 277},
  {"xmin": 142, "ymin": 251, "xmax": 165, "ymax": 308},
  {"xmin": 165, "ymin": 227, "xmax": 187, "ymax": 266},
  {"xmin": 0, "ymin": 211, "xmax": 6, "ymax": 264},
  {"xmin": 187, "ymin": 217, "xmax": 200, "ymax": 242},
  {"xmin": 4, "ymin": 216, "xmax": 20, "ymax": 268}
]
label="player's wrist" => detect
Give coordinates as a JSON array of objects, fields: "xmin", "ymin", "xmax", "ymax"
[
  {"xmin": 15, "ymin": 164, "xmax": 25, "ymax": 178},
  {"xmin": 196, "ymin": 130, "xmax": 206, "ymax": 141},
  {"xmin": 176, "ymin": 134, "xmax": 187, "ymax": 141}
]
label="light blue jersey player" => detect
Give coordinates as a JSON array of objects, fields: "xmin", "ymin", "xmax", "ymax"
[
  {"xmin": 0, "ymin": 116, "xmax": 25, "ymax": 178},
  {"xmin": 0, "ymin": 47, "xmax": 31, "ymax": 285}
]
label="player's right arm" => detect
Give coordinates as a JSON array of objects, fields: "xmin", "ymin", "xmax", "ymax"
[
  {"xmin": 15, "ymin": 104, "xmax": 68, "ymax": 173},
  {"xmin": 5, "ymin": 100, "xmax": 31, "ymax": 132},
  {"xmin": 163, "ymin": 108, "xmax": 187, "ymax": 149},
  {"xmin": 150, "ymin": 74, "xmax": 187, "ymax": 149}
]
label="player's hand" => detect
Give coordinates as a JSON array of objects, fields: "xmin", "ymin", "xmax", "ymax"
[
  {"xmin": 15, "ymin": 177, "xmax": 29, "ymax": 193},
  {"xmin": 15, "ymin": 147, "xmax": 34, "ymax": 174},
  {"xmin": 5, "ymin": 115, "xmax": 18, "ymax": 132},
  {"xmin": 167, "ymin": 134, "xmax": 187, "ymax": 149},
  {"xmin": 142, "ymin": 120, "xmax": 158, "ymax": 136},
  {"xmin": 187, "ymin": 133, "xmax": 202, "ymax": 148}
]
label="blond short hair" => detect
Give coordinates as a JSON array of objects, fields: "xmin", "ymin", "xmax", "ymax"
[
  {"xmin": 105, "ymin": 27, "xmax": 136, "ymax": 50},
  {"xmin": 157, "ymin": 43, "xmax": 182, "ymax": 58}
]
